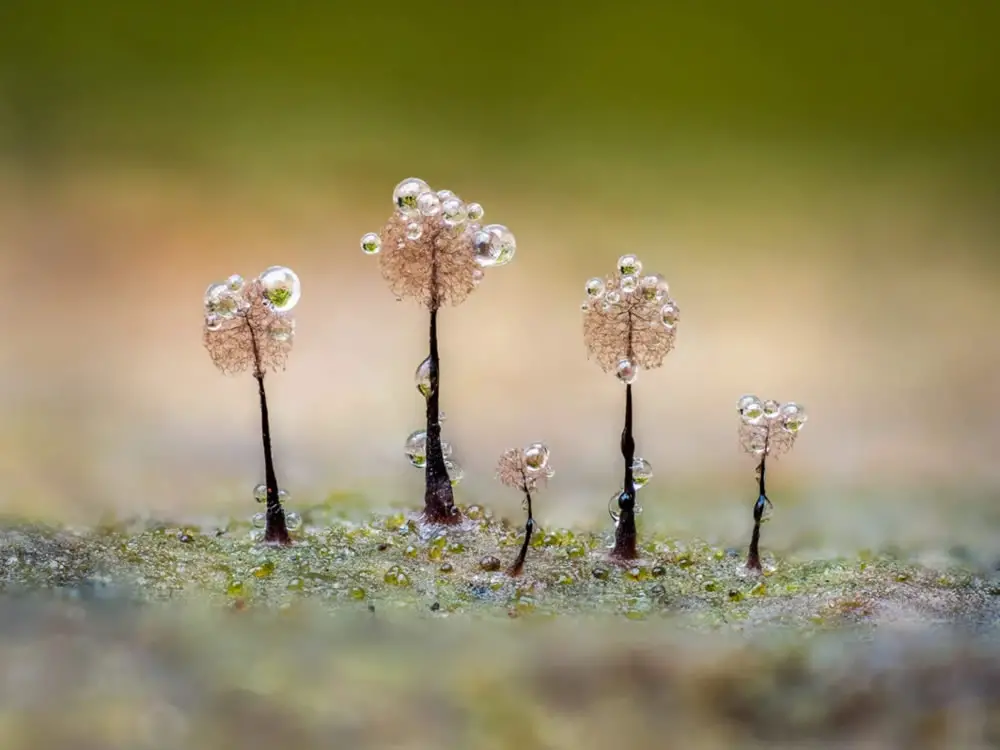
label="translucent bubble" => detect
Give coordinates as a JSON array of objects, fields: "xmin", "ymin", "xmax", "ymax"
[
  {"xmin": 394, "ymin": 177, "xmax": 430, "ymax": 216},
  {"xmin": 741, "ymin": 397, "xmax": 764, "ymax": 424},
  {"xmin": 436, "ymin": 189, "xmax": 455, "ymax": 201},
  {"xmin": 616, "ymin": 357, "xmax": 638, "ymax": 384},
  {"xmin": 441, "ymin": 440, "xmax": 453, "ymax": 458},
  {"xmin": 747, "ymin": 430, "xmax": 767, "ymax": 455},
  {"xmin": 466, "ymin": 202, "xmax": 484, "ymax": 221},
  {"xmin": 227, "ymin": 274, "xmax": 245, "ymax": 293},
  {"xmin": 285, "ymin": 511, "xmax": 302, "ymax": 532},
  {"xmin": 360, "ymin": 232, "xmax": 381, "ymax": 255},
  {"xmin": 416, "ymin": 191, "xmax": 442, "ymax": 217},
  {"xmin": 631, "ymin": 457, "xmax": 653, "ymax": 489},
  {"xmin": 252, "ymin": 512, "xmax": 266, "ymax": 528},
  {"xmin": 445, "ymin": 459, "xmax": 464, "ymax": 486},
  {"xmin": 484, "ymin": 224, "xmax": 516, "ymax": 266},
  {"xmin": 608, "ymin": 490, "xmax": 643, "ymax": 525},
  {"xmin": 205, "ymin": 313, "xmax": 223, "ymax": 331},
  {"xmin": 661, "ymin": 303, "xmax": 679, "ymax": 328},
  {"xmin": 405, "ymin": 430, "xmax": 427, "ymax": 468},
  {"xmin": 441, "ymin": 197, "xmax": 467, "ymax": 226},
  {"xmin": 259, "ymin": 266, "xmax": 302, "ymax": 312},
  {"xmin": 472, "ymin": 268, "xmax": 484, "ymax": 285},
  {"xmin": 406, "ymin": 222, "xmax": 423, "ymax": 241},
  {"xmin": 472, "ymin": 230, "xmax": 496, "ymax": 267},
  {"xmin": 781, "ymin": 402, "xmax": 808, "ymax": 433},
  {"xmin": 639, "ymin": 274, "xmax": 667, "ymax": 303},
  {"xmin": 254, "ymin": 483, "xmax": 267, "ymax": 503},
  {"xmin": 580, "ymin": 302, "xmax": 590, "ymax": 312},
  {"xmin": 618, "ymin": 255, "xmax": 642, "ymax": 277},
  {"xmin": 763, "ymin": 399, "xmax": 781, "ymax": 420},
  {"xmin": 585, "ymin": 277, "xmax": 606, "ymax": 299},
  {"xmin": 278, "ymin": 489, "xmax": 290, "ymax": 504},
  {"xmin": 205, "ymin": 282, "xmax": 239, "ymax": 319},
  {"xmin": 605, "ymin": 290, "xmax": 621, "ymax": 306},
  {"xmin": 620, "ymin": 274, "xmax": 638, "ymax": 295},
  {"xmin": 415, "ymin": 356, "xmax": 432, "ymax": 398},
  {"xmin": 270, "ymin": 318, "xmax": 295, "ymax": 343},
  {"xmin": 523, "ymin": 442, "xmax": 550, "ymax": 473},
  {"xmin": 738, "ymin": 394, "xmax": 760, "ymax": 414}
]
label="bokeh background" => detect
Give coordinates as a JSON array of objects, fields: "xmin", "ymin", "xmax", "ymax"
[{"xmin": 1, "ymin": 1, "xmax": 998, "ymax": 557}]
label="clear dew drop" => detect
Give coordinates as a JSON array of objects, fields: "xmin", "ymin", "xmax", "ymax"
[
  {"xmin": 618, "ymin": 254, "xmax": 642, "ymax": 277},
  {"xmin": 605, "ymin": 290, "xmax": 621, "ymax": 305},
  {"xmin": 763, "ymin": 399, "xmax": 781, "ymax": 420},
  {"xmin": 360, "ymin": 232, "xmax": 381, "ymax": 255},
  {"xmin": 254, "ymin": 483, "xmax": 267, "ymax": 503},
  {"xmin": 639, "ymin": 274, "xmax": 667, "ymax": 302},
  {"xmin": 631, "ymin": 457, "xmax": 653, "ymax": 489},
  {"xmin": 415, "ymin": 356, "xmax": 432, "ymax": 398},
  {"xmin": 285, "ymin": 511, "xmax": 303, "ymax": 532},
  {"xmin": 748, "ymin": 430, "xmax": 768, "ymax": 455},
  {"xmin": 406, "ymin": 222, "xmax": 423, "ymax": 241},
  {"xmin": 781, "ymin": 402, "xmax": 808, "ymax": 433},
  {"xmin": 472, "ymin": 230, "xmax": 496, "ymax": 267},
  {"xmin": 252, "ymin": 512, "xmax": 266, "ymax": 529},
  {"xmin": 441, "ymin": 197, "xmax": 468, "ymax": 226},
  {"xmin": 436, "ymin": 189, "xmax": 455, "ymax": 201},
  {"xmin": 417, "ymin": 191, "xmax": 442, "ymax": 217},
  {"xmin": 616, "ymin": 357, "xmax": 638, "ymax": 384},
  {"xmin": 204, "ymin": 313, "xmax": 223, "ymax": 331},
  {"xmin": 205, "ymin": 282, "xmax": 239, "ymax": 319},
  {"xmin": 585, "ymin": 277, "xmax": 606, "ymax": 299},
  {"xmin": 581, "ymin": 301, "xmax": 590, "ymax": 312},
  {"xmin": 278, "ymin": 488, "xmax": 290, "ymax": 504},
  {"xmin": 661, "ymin": 303, "xmax": 679, "ymax": 328},
  {"xmin": 466, "ymin": 202, "xmax": 484, "ymax": 222},
  {"xmin": 405, "ymin": 430, "xmax": 428, "ymax": 468},
  {"xmin": 259, "ymin": 265, "xmax": 302, "ymax": 312},
  {"xmin": 394, "ymin": 177, "xmax": 431, "ymax": 216},
  {"xmin": 471, "ymin": 268, "xmax": 484, "ymax": 286},
  {"xmin": 620, "ymin": 274, "xmax": 638, "ymax": 295},
  {"xmin": 226, "ymin": 274, "xmax": 245, "ymax": 293},
  {"xmin": 484, "ymin": 224, "xmax": 516, "ymax": 266},
  {"xmin": 738, "ymin": 394, "xmax": 760, "ymax": 414},
  {"xmin": 445, "ymin": 459, "xmax": 464, "ymax": 486},
  {"xmin": 608, "ymin": 490, "xmax": 644, "ymax": 526},
  {"xmin": 270, "ymin": 318, "xmax": 295, "ymax": 343},
  {"xmin": 741, "ymin": 397, "xmax": 765, "ymax": 424},
  {"xmin": 523, "ymin": 442, "xmax": 550, "ymax": 473}
]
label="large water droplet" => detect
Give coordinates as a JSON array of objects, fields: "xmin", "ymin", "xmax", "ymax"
[
  {"xmin": 360, "ymin": 232, "xmax": 381, "ymax": 255},
  {"xmin": 227, "ymin": 274, "xmax": 245, "ymax": 293},
  {"xmin": 259, "ymin": 266, "xmax": 302, "ymax": 312},
  {"xmin": 523, "ymin": 442, "xmax": 550, "ymax": 472},
  {"xmin": 285, "ymin": 511, "xmax": 302, "ymax": 531},
  {"xmin": 278, "ymin": 489, "xmax": 290, "ymax": 504},
  {"xmin": 616, "ymin": 357, "xmax": 638, "ymax": 384},
  {"xmin": 738, "ymin": 394, "xmax": 759, "ymax": 413},
  {"xmin": 415, "ymin": 356, "xmax": 432, "ymax": 398},
  {"xmin": 740, "ymin": 397, "xmax": 764, "ymax": 424},
  {"xmin": 205, "ymin": 282, "xmax": 239, "ymax": 319},
  {"xmin": 620, "ymin": 274, "xmax": 638, "ymax": 295},
  {"xmin": 632, "ymin": 457, "xmax": 653, "ymax": 489},
  {"xmin": 763, "ymin": 399, "xmax": 781, "ymax": 420},
  {"xmin": 466, "ymin": 202, "xmax": 484, "ymax": 222},
  {"xmin": 441, "ymin": 197, "xmax": 467, "ymax": 226},
  {"xmin": 446, "ymin": 459, "xmax": 464, "ymax": 486},
  {"xmin": 406, "ymin": 222, "xmax": 423, "ymax": 241},
  {"xmin": 781, "ymin": 402, "xmax": 807, "ymax": 433},
  {"xmin": 484, "ymin": 224, "xmax": 516, "ymax": 266},
  {"xmin": 661, "ymin": 303, "xmax": 679, "ymax": 328},
  {"xmin": 585, "ymin": 277, "xmax": 606, "ymax": 300},
  {"xmin": 639, "ymin": 274, "xmax": 667, "ymax": 303},
  {"xmin": 618, "ymin": 255, "xmax": 642, "ymax": 277},
  {"xmin": 270, "ymin": 318, "xmax": 295, "ymax": 343},
  {"xmin": 254, "ymin": 483, "xmax": 267, "ymax": 503},
  {"xmin": 394, "ymin": 177, "xmax": 430, "ymax": 216},
  {"xmin": 252, "ymin": 512, "xmax": 266, "ymax": 529},
  {"xmin": 605, "ymin": 290, "xmax": 621, "ymax": 306},
  {"xmin": 405, "ymin": 430, "xmax": 427, "ymax": 468},
  {"xmin": 417, "ymin": 192, "xmax": 442, "ymax": 217}
]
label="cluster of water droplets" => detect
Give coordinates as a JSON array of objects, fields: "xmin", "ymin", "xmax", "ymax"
[
  {"xmin": 203, "ymin": 266, "xmax": 302, "ymax": 334},
  {"xmin": 360, "ymin": 177, "xmax": 516, "ymax": 281},
  {"xmin": 250, "ymin": 484, "xmax": 303, "ymax": 532},
  {"xmin": 405, "ymin": 355, "xmax": 463, "ymax": 485},
  {"xmin": 607, "ymin": 457, "xmax": 653, "ymax": 525},
  {"xmin": 738, "ymin": 394, "xmax": 809, "ymax": 453},
  {"xmin": 581, "ymin": 255, "xmax": 679, "ymax": 385}
]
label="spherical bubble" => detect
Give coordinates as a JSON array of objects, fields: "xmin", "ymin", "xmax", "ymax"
[
  {"xmin": 605, "ymin": 290, "xmax": 621, "ymax": 305},
  {"xmin": 639, "ymin": 274, "xmax": 667, "ymax": 303},
  {"xmin": 466, "ymin": 202, "xmax": 484, "ymax": 222},
  {"xmin": 270, "ymin": 318, "xmax": 295, "ymax": 343},
  {"xmin": 441, "ymin": 197, "xmax": 468, "ymax": 226},
  {"xmin": 618, "ymin": 254, "xmax": 642, "ymax": 277},
  {"xmin": 436, "ymin": 189, "xmax": 455, "ymax": 201},
  {"xmin": 472, "ymin": 230, "xmax": 496, "ymax": 267},
  {"xmin": 259, "ymin": 266, "xmax": 302, "ymax": 312},
  {"xmin": 360, "ymin": 232, "xmax": 382, "ymax": 255},
  {"xmin": 415, "ymin": 356, "xmax": 432, "ymax": 398},
  {"xmin": 417, "ymin": 191, "xmax": 442, "ymax": 217},
  {"xmin": 631, "ymin": 457, "xmax": 653, "ymax": 489},
  {"xmin": 738, "ymin": 394, "xmax": 760, "ymax": 413},
  {"xmin": 747, "ymin": 431, "xmax": 767, "ymax": 455},
  {"xmin": 205, "ymin": 282, "xmax": 239, "ymax": 319},
  {"xmin": 741, "ymin": 397, "xmax": 764, "ymax": 424},
  {"xmin": 620, "ymin": 274, "xmax": 638, "ymax": 295},
  {"xmin": 253, "ymin": 483, "xmax": 267, "ymax": 503},
  {"xmin": 278, "ymin": 488, "xmax": 290, "ymax": 504},
  {"xmin": 285, "ymin": 511, "xmax": 303, "ymax": 532},
  {"xmin": 227, "ymin": 274, "xmax": 245, "ymax": 293},
  {"xmin": 484, "ymin": 224, "xmax": 516, "ymax": 266},
  {"xmin": 616, "ymin": 357, "xmax": 638, "ymax": 384},
  {"xmin": 205, "ymin": 313, "xmax": 223, "ymax": 331},
  {"xmin": 523, "ymin": 442, "xmax": 550, "ymax": 473},
  {"xmin": 763, "ymin": 399, "xmax": 781, "ymax": 420},
  {"xmin": 405, "ymin": 430, "xmax": 427, "ymax": 468},
  {"xmin": 406, "ymin": 222, "xmax": 423, "ymax": 241},
  {"xmin": 252, "ymin": 512, "xmax": 266, "ymax": 529},
  {"xmin": 445, "ymin": 459, "xmax": 464, "ymax": 486},
  {"xmin": 585, "ymin": 277, "xmax": 606, "ymax": 299},
  {"xmin": 394, "ymin": 178, "xmax": 430, "ymax": 216},
  {"xmin": 780, "ymin": 402, "xmax": 808, "ymax": 433},
  {"xmin": 580, "ymin": 301, "xmax": 590, "ymax": 312},
  {"xmin": 661, "ymin": 303, "xmax": 679, "ymax": 328}
]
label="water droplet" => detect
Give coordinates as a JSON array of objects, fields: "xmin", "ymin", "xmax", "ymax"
[
  {"xmin": 285, "ymin": 511, "xmax": 302, "ymax": 531},
  {"xmin": 472, "ymin": 268, "xmax": 484, "ymax": 285},
  {"xmin": 466, "ymin": 202, "xmax": 484, "ymax": 221},
  {"xmin": 661, "ymin": 303, "xmax": 679, "ymax": 328},
  {"xmin": 226, "ymin": 274, "xmax": 245, "ymax": 293},
  {"xmin": 740, "ymin": 397, "xmax": 764, "ymax": 424},
  {"xmin": 436, "ymin": 189, "xmax": 455, "ymax": 201},
  {"xmin": 438, "ymin": 411, "xmax": 446, "ymax": 423},
  {"xmin": 259, "ymin": 266, "xmax": 302, "ymax": 312},
  {"xmin": 738, "ymin": 394, "xmax": 760, "ymax": 413},
  {"xmin": 620, "ymin": 274, "xmax": 638, "ymax": 295},
  {"xmin": 441, "ymin": 197, "xmax": 467, "ymax": 226},
  {"xmin": 618, "ymin": 255, "xmax": 642, "ymax": 277},
  {"xmin": 254, "ymin": 483, "xmax": 267, "ymax": 503},
  {"xmin": 605, "ymin": 290, "xmax": 621, "ymax": 305},
  {"xmin": 415, "ymin": 356, "xmax": 432, "ymax": 398},
  {"xmin": 781, "ymin": 402, "xmax": 807, "ymax": 433},
  {"xmin": 205, "ymin": 313, "xmax": 223, "ymax": 331},
  {"xmin": 406, "ymin": 222, "xmax": 423, "ymax": 241},
  {"xmin": 616, "ymin": 357, "xmax": 638, "ymax": 384},
  {"xmin": 394, "ymin": 177, "xmax": 430, "ymax": 217},
  {"xmin": 523, "ymin": 442, "xmax": 550, "ymax": 472},
  {"xmin": 252, "ymin": 512, "xmax": 266, "ymax": 528},
  {"xmin": 639, "ymin": 274, "xmax": 667, "ymax": 302},
  {"xmin": 417, "ymin": 191, "xmax": 442, "ymax": 217},
  {"xmin": 278, "ymin": 489, "xmax": 290, "ymax": 504},
  {"xmin": 360, "ymin": 232, "xmax": 381, "ymax": 255},
  {"xmin": 270, "ymin": 318, "xmax": 295, "ymax": 342},
  {"xmin": 632, "ymin": 457, "xmax": 653, "ymax": 489},
  {"xmin": 446, "ymin": 458, "xmax": 464, "ymax": 485},
  {"xmin": 441, "ymin": 440, "xmax": 453, "ymax": 458},
  {"xmin": 763, "ymin": 399, "xmax": 781, "ymax": 419},
  {"xmin": 747, "ymin": 431, "xmax": 767, "ymax": 455},
  {"xmin": 585, "ymin": 277, "xmax": 606, "ymax": 299},
  {"xmin": 580, "ymin": 302, "xmax": 590, "ymax": 312},
  {"xmin": 405, "ymin": 430, "xmax": 427, "ymax": 468},
  {"xmin": 472, "ymin": 230, "xmax": 495, "ymax": 267},
  {"xmin": 204, "ymin": 282, "xmax": 239, "ymax": 318},
  {"xmin": 485, "ymin": 224, "xmax": 516, "ymax": 266},
  {"xmin": 608, "ymin": 490, "xmax": 643, "ymax": 523}
]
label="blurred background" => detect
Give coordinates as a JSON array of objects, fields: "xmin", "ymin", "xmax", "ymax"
[{"xmin": 1, "ymin": 0, "xmax": 998, "ymax": 556}]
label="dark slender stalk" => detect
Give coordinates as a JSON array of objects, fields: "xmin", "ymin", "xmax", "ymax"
[
  {"xmin": 746, "ymin": 439, "xmax": 769, "ymax": 571},
  {"xmin": 611, "ymin": 383, "xmax": 638, "ymax": 560},
  {"xmin": 422, "ymin": 307, "xmax": 459, "ymax": 524},
  {"xmin": 508, "ymin": 485, "xmax": 534, "ymax": 576},
  {"xmin": 249, "ymin": 326, "xmax": 289, "ymax": 545}
]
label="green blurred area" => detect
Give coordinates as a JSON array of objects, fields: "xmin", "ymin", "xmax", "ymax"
[{"xmin": 1, "ymin": 0, "xmax": 998, "ymax": 186}]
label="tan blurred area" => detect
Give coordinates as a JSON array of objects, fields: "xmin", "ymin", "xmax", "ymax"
[{"xmin": 0, "ymin": 1, "xmax": 998, "ymax": 554}]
